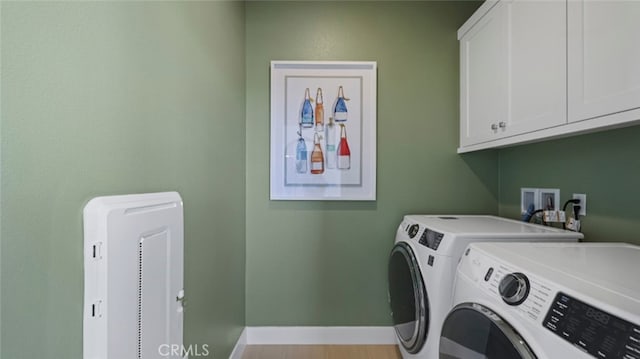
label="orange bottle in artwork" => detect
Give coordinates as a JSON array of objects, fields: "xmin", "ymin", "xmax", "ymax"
[
  {"xmin": 337, "ymin": 124, "xmax": 350, "ymax": 170},
  {"xmin": 311, "ymin": 132, "xmax": 325, "ymax": 174},
  {"xmin": 315, "ymin": 88, "xmax": 324, "ymax": 132}
]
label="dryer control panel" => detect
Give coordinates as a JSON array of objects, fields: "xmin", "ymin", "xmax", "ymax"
[
  {"xmin": 418, "ymin": 228, "xmax": 444, "ymax": 251},
  {"xmin": 398, "ymin": 220, "xmax": 444, "ymax": 251},
  {"xmin": 543, "ymin": 292, "xmax": 640, "ymax": 359}
]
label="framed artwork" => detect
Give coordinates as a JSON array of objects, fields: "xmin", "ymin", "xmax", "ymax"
[{"xmin": 270, "ymin": 61, "xmax": 377, "ymax": 201}]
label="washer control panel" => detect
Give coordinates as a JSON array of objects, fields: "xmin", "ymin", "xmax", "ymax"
[
  {"xmin": 543, "ymin": 292, "xmax": 640, "ymax": 359},
  {"xmin": 463, "ymin": 250, "xmax": 553, "ymax": 323},
  {"xmin": 481, "ymin": 264, "xmax": 553, "ymax": 323}
]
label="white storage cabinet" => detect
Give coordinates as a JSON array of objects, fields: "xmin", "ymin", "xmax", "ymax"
[{"xmin": 458, "ymin": 0, "xmax": 640, "ymax": 153}]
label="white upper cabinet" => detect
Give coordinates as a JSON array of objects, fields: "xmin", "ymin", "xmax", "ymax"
[
  {"xmin": 568, "ymin": 0, "xmax": 640, "ymax": 123},
  {"xmin": 458, "ymin": 0, "xmax": 640, "ymax": 153},
  {"xmin": 507, "ymin": 0, "xmax": 566, "ymax": 133},
  {"xmin": 459, "ymin": 0, "xmax": 566, "ymax": 148},
  {"xmin": 460, "ymin": 1, "xmax": 509, "ymax": 147}
]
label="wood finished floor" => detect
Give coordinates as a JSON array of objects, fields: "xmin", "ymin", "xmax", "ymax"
[{"xmin": 242, "ymin": 345, "xmax": 402, "ymax": 359}]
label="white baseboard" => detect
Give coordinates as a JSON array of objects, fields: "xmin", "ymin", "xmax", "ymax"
[
  {"xmin": 228, "ymin": 327, "xmax": 247, "ymax": 359},
  {"xmin": 245, "ymin": 326, "xmax": 396, "ymax": 345}
]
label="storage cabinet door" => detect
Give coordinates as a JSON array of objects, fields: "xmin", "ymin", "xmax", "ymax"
[
  {"xmin": 506, "ymin": 0, "xmax": 566, "ymax": 135},
  {"xmin": 460, "ymin": 1, "xmax": 509, "ymax": 147},
  {"xmin": 568, "ymin": 0, "xmax": 640, "ymax": 123},
  {"xmin": 460, "ymin": 0, "xmax": 566, "ymax": 148}
]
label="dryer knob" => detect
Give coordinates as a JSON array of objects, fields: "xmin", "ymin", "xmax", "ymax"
[
  {"xmin": 499, "ymin": 272, "xmax": 530, "ymax": 306},
  {"xmin": 408, "ymin": 224, "xmax": 420, "ymax": 239}
]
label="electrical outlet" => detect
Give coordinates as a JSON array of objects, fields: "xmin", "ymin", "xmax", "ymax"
[
  {"xmin": 572, "ymin": 193, "xmax": 587, "ymax": 216},
  {"xmin": 539, "ymin": 188, "xmax": 560, "ymax": 210}
]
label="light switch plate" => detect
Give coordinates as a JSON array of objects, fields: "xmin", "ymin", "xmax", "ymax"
[
  {"xmin": 539, "ymin": 188, "xmax": 560, "ymax": 210},
  {"xmin": 521, "ymin": 188, "xmax": 540, "ymax": 214}
]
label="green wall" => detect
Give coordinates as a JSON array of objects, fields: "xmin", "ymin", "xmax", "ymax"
[
  {"xmin": 245, "ymin": 1, "xmax": 494, "ymax": 326},
  {"xmin": 498, "ymin": 125, "xmax": 640, "ymax": 245},
  {"xmin": 1, "ymin": 2, "xmax": 245, "ymax": 358}
]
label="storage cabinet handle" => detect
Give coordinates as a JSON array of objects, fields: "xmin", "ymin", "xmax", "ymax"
[
  {"xmin": 499, "ymin": 121, "xmax": 506, "ymax": 128},
  {"xmin": 491, "ymin": 123, "xmax": 498, "ymax": 130}
]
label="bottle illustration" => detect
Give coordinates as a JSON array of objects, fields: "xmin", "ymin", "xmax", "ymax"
[
  {"xmin": 315, "ymin": 88, "xmax": 324, "ymax": 132},
  {"xmin": 333, "ymin": 86, "xmax": 349, "ymax": 123},
  {"xmin": 337, "ymin": 124, "xmax": 351, "ymax": 170},
  {"xmin": 325, "ymin": 117, "xmax": 337, "ymax": 169},
  {"xmin": 301, "ymin": 88, "xmax": 314, "ymax": 129},
  {"xmin": 296, "ymin": 131, "xmax": 308, "ymax": 174},
  {"xmin": 310, "ymin": 132, "xmax": 324, "ymax": 174}
]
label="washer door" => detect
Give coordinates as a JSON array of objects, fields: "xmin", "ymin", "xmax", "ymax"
[
  {"xmin": 440, "ymin": 303, "xmax": 537, "ymax": 359},
  {"xmin": 388, "ymin": 242, "xmax": 428, "ymax": 354}
]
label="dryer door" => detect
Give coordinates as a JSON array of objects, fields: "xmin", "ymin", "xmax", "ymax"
[
  {"xmin": 388, "ymin": 242, "xmax": 428, "ymax": 354},
  {"xmin": 440, "ymin": 303, "xmax": 536, "ymax": 359}
]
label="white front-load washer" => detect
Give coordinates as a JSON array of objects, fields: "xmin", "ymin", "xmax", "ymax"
[
  {"xmin": 441, "ymin": 242, "xmax": 640, "ymax": 359},
  {"xmin": 387, "ymin": 215, "xmax": 583, "ymax": 358}
]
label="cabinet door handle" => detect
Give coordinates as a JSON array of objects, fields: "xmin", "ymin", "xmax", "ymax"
[
  {"xmin": 491, "ymin": 123, "xmax": 498, "ymax": 130},
  {"xmin": 499, "ymin": 121, "xmax": 506, "ymax": 128}
]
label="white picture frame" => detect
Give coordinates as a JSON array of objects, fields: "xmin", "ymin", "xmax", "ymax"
[{"xmin": 270, "ymin": 61, "xmax": 377, "ymax": 201}]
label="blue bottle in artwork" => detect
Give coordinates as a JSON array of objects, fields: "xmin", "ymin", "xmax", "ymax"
[
  {"xmin": 296, "ymin": 136, "xmax": 308, "ymax": 173},
  {"xmin": 334, "ymin": 86, "xmax": 348, "ymax": 122},
  {"xmin": 301, "ymin": 88, "xmax": 314, "ymax": 128}
]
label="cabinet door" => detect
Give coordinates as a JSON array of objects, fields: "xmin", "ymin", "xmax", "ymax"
[
  {"xmin": 505, "ymin": 0, "xmax": 567, "ymax": 135},
  {"xmin": 568, "ymin": 0, "xmax": 640, "ymax": 123},
  {"xmin": 460, "ymin": 0, "xmax": 566, "ymax": 148},
  {"xmin": 460, "ymin": 1, "xmax": 509, "ymax": 147}
]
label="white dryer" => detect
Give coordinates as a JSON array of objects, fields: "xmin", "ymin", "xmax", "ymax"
[
  {"xmin": 441, "ymin": 242, "xmax": 640, "ymax": 359},
  {"xmin": 387, "ymin": 215, "xmax": 583, "ymax": 358}
]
